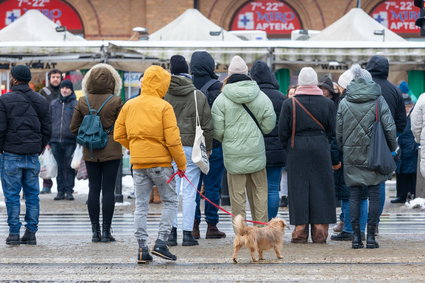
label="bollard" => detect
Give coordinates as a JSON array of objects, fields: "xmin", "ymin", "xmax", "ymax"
[
  {"xmin": 221, "ymin": 169, "xmax": 230, "ymax": 206},
  {"xmin": 115, "ymin": 159, "xmax": 124, "ymax": 203}
]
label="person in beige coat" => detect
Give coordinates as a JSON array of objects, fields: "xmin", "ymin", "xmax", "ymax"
[{"xmin": 410, "ymin": 93, "xmax": 425, "ymax": 198}]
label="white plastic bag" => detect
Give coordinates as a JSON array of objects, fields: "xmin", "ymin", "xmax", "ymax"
[
  {"xmin": 39, "ymin": 148, "xmax": 58, "ymax": 179},
  {"xmin": 71, "ymin": 144, "xmax": 83, "ymax": 170},
  {"xmin": 191, "ymin": 91, "xmax": 209, "ymax": 174}
]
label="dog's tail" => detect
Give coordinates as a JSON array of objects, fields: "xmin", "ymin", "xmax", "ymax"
[{"xmin": 233, "ymin": 214, "xmax": 247, "ymax": 236}]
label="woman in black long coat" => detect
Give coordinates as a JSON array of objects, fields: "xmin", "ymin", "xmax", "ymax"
[{"xmin": 278, "ymin": 67, "xmax": 336, "ymax": 243}]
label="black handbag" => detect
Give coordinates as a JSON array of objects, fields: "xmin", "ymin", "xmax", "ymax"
[{"xmin": 367, "ymin": 100, "xmax": 396, "ymax": 175}]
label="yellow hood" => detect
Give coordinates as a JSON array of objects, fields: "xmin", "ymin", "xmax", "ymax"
[{"xmin": 141, "ymin": 66, "xmax": 171, "ymax": 98}]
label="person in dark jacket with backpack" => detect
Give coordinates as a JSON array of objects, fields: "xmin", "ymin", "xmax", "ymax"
[
  {"xmin": 366, "ymin": 55, "xmax": 406, "ymax": 233},
  {"xmin": 39, "ymin": 69, "xmax": 63, "ymax": 194},
  {"xmin": 190, "ymin": 51, "xmax": 226, "ymax": 239},
  {"xmin": 70, "ymin": 64, "xmax": 123, "ymax": 243},
  {"xmin": 50, "ymin": 80, "xmax": 78, "ymax": 201},
  {"xmin": 0, "ymin": 65, "xmax": 51, "ymax": 245},
  {"xmin": 251, "ymin": 60, "xmax": 286, "ymax": 220}
]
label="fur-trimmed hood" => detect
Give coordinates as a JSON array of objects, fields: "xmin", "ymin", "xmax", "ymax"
[{"xmin": 82, "ymin": 63, "xmax": 122, "ymax": 96}]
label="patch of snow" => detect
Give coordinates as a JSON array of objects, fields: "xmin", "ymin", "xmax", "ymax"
[{"xmin": 405, "ymin": 198, "xmax": 425, "ymax": 209}]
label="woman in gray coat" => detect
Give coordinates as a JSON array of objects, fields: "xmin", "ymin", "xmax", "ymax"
[{"xmin": 336, "ymin": 65, "xmax": 397, "ymax": 249}]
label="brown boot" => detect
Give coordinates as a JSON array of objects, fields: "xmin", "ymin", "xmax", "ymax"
[
  {"xmin": 192, "ymin": 219, "xmax": 200, "ymax": 239},
  {"xmin": 206, "ymin": 223, "xmax": 226, "ymax": 239},
  {"xmin": 149, "ymin": 190, "xmax": 154, "ymax": 204},
  {"xmin": 152, "ymin": 186, "xmax": 161, "ymax": 204},
  {"xmin": 333, "ymin": 221, "xmax": 344, "ymax": 233},
  {"xmin": 311, "ymin": 224, "xmax": 329, "ymax": 243},
  {"xmin": 291, "ymin": 224, "xmax": 309, "ymax": 243}
]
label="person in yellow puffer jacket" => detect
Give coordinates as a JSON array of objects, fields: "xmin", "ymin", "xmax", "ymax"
[{"xmin": 114, "ymin": 65, "xmax": 186, "ymax": 263}]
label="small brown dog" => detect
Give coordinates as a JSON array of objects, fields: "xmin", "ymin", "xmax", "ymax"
[{"xmin": 232, "ymin": 214, "xmax": 287, "ymax": 263}]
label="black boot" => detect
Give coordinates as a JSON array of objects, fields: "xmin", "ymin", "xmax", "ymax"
[
  {"xmin": 167, "ymin": 227, "xmax": 177, "ymax": 246},
  {"xmin": 366, "ymin": 224, "xmax": 379, "ymax": 249},
  {"xmin": 6, "ymin": 234, "xmax": 20, "ymax": 245},
  {"xmin": 152, "ymin": 239, "xmax": 177, "ymax": 261},
  {"xmin": 351, "ymin": 224, "xmax": 364, "ymax": 249},
  {"xmin": 20, "ymin": 229, "xmax": 37, "ymax": 245},
  {"xmin": 101, "ymin": 225, "xmax": 116, "ymax": 242},
  {"xmin": 54, "ymin": 192, "xmax": 65, "ymax": 200},
  {"xmin": 137, "ymin": 247, "xmax": 153, "ymax": 264},
  {"xmin": 182, "ymin": 230, "xmax": 199, "ymax": 246},
  {"xmin": 91, "ymin": 223, "xmax": 101, "ymax": 242}
]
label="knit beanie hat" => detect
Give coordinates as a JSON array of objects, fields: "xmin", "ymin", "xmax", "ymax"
[
  {"xmin": 228, "ymin": 55, "xmax": 248, "ymax": 76},
  {"xmin": 297, "ymin": 67, "xmax": 318, "ymax": 86},
  {"xmin": 60, "ymin": 79, "xmax": 74, "ymax": 92},
  {"xmin": 170, "ymin": 55, "xmax": 189, "ymax": 75},
  {"xmin": 11, "ymin": 65, "xmax": 31, "ymax": 83},
  {"xmin": 338, "ymin": 69, "xmax": 354, "ymax": 89},
  {"xmin": 351, "ymin": 64, "xmax": 373, "ymax": 83}
]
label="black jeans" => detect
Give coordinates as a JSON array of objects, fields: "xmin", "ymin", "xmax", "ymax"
[
  {"xmin": 350, "ymin": 185, "xmax": 380, "ymax": 226},
  {"xmin": 50, "ymin": 142, "xmax": 76, "ymax": 194},
  {"xmin": 85, "ymin": 159, "xmax": 120, "ymax": 227}
]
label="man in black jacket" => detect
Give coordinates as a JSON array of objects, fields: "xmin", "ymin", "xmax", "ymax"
[
  {"xmin": 366, "ymin": 55, "xmax": 406, "ymax": 133},
  {"xmin": 0, "ymin": 65, "xmax": 51, "ymax": 245},
  {"xmin": 190, "ymin": 51, "xmax": 226, "ymax": 240},
  {"xmin": 39, "ymin": 68, "xmax": 62, "ymax": 194},
  {"xmin": 366, "ymin": 55, "xmax": 406, "ymax": 234}
]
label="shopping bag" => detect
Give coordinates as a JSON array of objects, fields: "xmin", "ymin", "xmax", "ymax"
[
  {"xmin": 191, "ymin": 91, "xmax": 209, "ymax": 174},
  {"xmin": 39, "ymin": 147, "xmax": 58, "ymax": 179},
  {"xmin": 71, "ymin": 144, "xmax": 83, "ymax": 170},
  {"xmin": 76, "ymin": 159, "xmax": 88, "ymax": 180},
  {"xmin": 367, "ymin": 101, "xmax": 396, "ymax": 175}
]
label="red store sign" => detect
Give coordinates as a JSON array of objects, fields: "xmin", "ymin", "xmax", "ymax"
[
  {"xmin": 370, "ymin": 0, "xmax": 420, "ymax": 34},
  {"xmin": 0, "ymin": 0, "xmax": 84, "ymax": 33},
  {"xmin": 230, "ymin": 0, "xmax": 301, "ymax": 35}
]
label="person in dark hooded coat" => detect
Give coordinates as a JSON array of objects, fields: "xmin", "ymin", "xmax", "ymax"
[
  {"xmin": 251, "ymin": 60, "xmax": 286, "ymax": 220},
  {"xmin": 190, "ymin": 51, "xmax": 226, "ymax": 240}
]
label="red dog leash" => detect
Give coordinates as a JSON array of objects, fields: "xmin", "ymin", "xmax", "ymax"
[{"xmin": 167, "ymin": 171, "xmax": 268, "ymax": 226}]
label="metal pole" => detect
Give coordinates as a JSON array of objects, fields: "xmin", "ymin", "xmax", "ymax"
[
  {"xmin": 115, "ymin": 159, "xmax": 124, "ymax": 203},
  {"xmin": 266, "ymin": 47, "xmax": 275, "ymax": 71},
  {"xmin": 357, "ymin": 0, "xmax": 361, "ymax": 8}
]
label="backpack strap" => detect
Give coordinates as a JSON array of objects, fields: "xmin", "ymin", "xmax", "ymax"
[
  {"xmin": 200, "ymin": 79, "xmax": 218, "ymax": 95},
  {"xmin": 96, "ymin": 95, "xmax": 114, "ymax": 115},
  {"xmin": 85, "ymin": 95, "xmax": 114, "ymax": 115}
]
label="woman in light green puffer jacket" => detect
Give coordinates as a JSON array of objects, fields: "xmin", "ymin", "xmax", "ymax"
[{"xmin": 211, "ymin": 55, "xmax": 276, "ymax": 225}]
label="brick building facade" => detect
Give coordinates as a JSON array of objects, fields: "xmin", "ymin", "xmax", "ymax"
[{"xmin": 60, "ymin": 0, "xmax": 415, "ymax": 40}]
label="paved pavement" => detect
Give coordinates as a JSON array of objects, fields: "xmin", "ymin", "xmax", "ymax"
[{"xmin": 1, "ymin": 180, "xmax": 425, "ymax": 282}]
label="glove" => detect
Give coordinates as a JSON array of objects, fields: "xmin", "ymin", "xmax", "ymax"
[
  {"xmin": 177, "ymin": 170, "xmax": 185, "ymax": 177},
  {"xmin": 332, "ymin": 162, "xmax": 342, "ymax": 170}
]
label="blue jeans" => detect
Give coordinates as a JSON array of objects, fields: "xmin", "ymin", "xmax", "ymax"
[
  {"xmin": 266, "ymin": 166, "xmax": 282, "ymax": 220},
  {"xmin": 50, "ymin": 142, "xmax": 76, "ymax": 194},
  {"xmin": 341, "ymin": 199, "xmax": 368, "ymax": 233},
  {"xmin": 378, "ymin": 183, "xmax": 385, "ymax": 223},
  {"xmin": 195, "ymin": 146, "xmax": 224, "ymax": 224},
  {"xmin": 1, "ymin": 152, "xmax": 40, "ymax": 234}
]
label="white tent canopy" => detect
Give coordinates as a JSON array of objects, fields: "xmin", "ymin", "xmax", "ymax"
[
  {"xmin": 310, "ymin": 8, "xmax": 405, "ymax": 42},
  {"xmin": 0, "ymin": 10, "xmax": 84, "ymax": 42},
  {"xmin": 149, "ymin": 9, "xmax": 242, "ymax": 41}
]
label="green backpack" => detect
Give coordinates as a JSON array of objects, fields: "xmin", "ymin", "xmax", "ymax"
[{"xmin": 76, "ymin": 95, "xmax": 114, "ymax": 151}]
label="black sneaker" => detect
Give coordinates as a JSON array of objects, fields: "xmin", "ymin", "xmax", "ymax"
[
  {"xmin": 6, "ymin": 234, "xmax": 20, "ymax": 245},
  {"xmin": 279, "ymin": 196, "xmax": 288, "ymax": 207},
  {"xmin": 66, "ymin": 193, "xmax": 75, "ymax": 201},
  {"xmin": 330, "ymin": 231, "xmax": 353, "ymax": 241},
  {"xmin": 152, "ymin": 240, "xmax": 177, "ymax": 261},
  {"xmin": 20, "ymin": 229, "xmax": 37, "ymax": 245},
  {"xmin": 54, "ymin": 193, "xmax": 66, "ymax": 200},
  {"xmin": 137, "ymin": 247, "xmax": 153, "ymax": 264}
]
